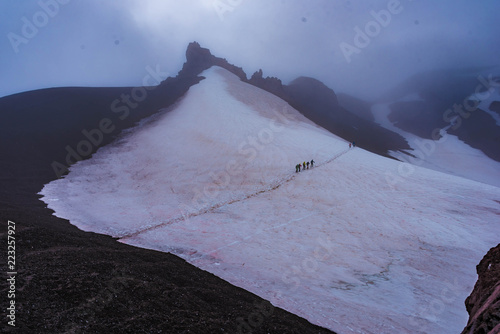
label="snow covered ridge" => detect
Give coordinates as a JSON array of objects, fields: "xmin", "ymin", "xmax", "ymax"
[
  {"xmin": 372, "ymin": 76, "xmax": 500, "ymax": 188},
  {"xmin": 40, "ymin": 67, "xmax": 500, "ymax": 334}
]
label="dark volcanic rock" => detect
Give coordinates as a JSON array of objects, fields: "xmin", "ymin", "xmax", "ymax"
[
  {"xmin": 381, "ymin": 68, "xmax": 500, "ymax": 162},
  {"xmin": 388, "ymin": 100, "xmax": 447, "ymax": 140},
  {"xmin": 490, "ymin": 101, "xmax": 500, "ymax": 115},
  {"xmin": 286, "ymin": 76, "xmax": 339, "ymax": 110},
  {"xmin": 178, "ymin": 41, "xmax": 247, "ymax": 81},
  {"xmin": 177, "ymin": 42, "xmax": 409, "ymax": 158},
  {"xmin": 0, "ymin": 78, "xmax": 202, "ymax": 180},
  {"xmin": 0, "ymin": 42, "xmax": 334, "ymax": 334},
  {"xmin": 462, "ymin": 243, "xmax": 500, "ymax": 334},
  {"xmin": 284, "ymin": 77, "xmax": 410, "ymax": 158},
  {"xmin": 337, "ymin": 93, "xmax": 374, "ymax": 122},
  {"xmin": 248, "ymin": 69, "xmax": 287, "ymax": 99},
  {"xmin": 447, "ymin": 108, "xmax": 500, "ymax": 162}
]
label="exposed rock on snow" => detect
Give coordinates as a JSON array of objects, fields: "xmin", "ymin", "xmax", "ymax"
[
  {"xmin": 40, "ymin": 67, "xmax": 500, "ymax": 334},
  {"xmin": 462, "ymin": 243, "xmax": 500, "ymax": 334}
]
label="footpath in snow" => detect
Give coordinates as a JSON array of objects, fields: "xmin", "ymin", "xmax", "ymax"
[
  {"xmin": 121, "ymin": 148, "xmax": 350, "ymax": 240},
  {"xmin": 371, "ymin": 91, "xmax": 500, "ymax": 188},
  {"xmin": 40, "ymin": 67, "xmax": 500, "ymax": 334}
]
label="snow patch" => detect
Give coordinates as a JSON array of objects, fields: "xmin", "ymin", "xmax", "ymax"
[
  {"xmin": 371, "ymin": 101, "xmax": 500, "ymax": 188},
  {"xmin": 40, "ymin": 67, "xmax": 500, "ymax": 334},
  {"xmin": 467, "ymin": 80, "xmax": 500, "ymax": 126}
]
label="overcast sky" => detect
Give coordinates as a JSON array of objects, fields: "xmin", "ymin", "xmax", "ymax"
[{"xmin": 1, "ymin": 0, "xmax": 499, "ymax": 100}]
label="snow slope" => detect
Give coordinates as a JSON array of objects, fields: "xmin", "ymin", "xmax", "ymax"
[
  {"xmin": 371, "ymin": 95, "xmax": 500, "ymax": 188},
  {"xmin": 40, "ymin": 67, "xmax": 500, "ymax": 334},
  {"xmin": 467, "ymin": 81, "xmax": 500, "ymax": 126}
]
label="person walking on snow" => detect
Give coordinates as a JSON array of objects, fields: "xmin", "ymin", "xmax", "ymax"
[
  {"xmin": 303, "ymin": 162, "xmax": 306, "ymax": 170},
  {"xmin": 310, "ymin": 159, "xmax": 315, "ymax": 167},
  {"xmin": 349, "ymin": 143, "xmax": 351, "ymax": 148},
  {"xmin": 352, "ymin": 141, "xmax": 356, "ymax": 147},
  {"xmin": 306, "ymin": 161, "xmax": 310, "ymax": 169},
  {"xmin": 298, "ymin": 163, "xmax": 301, "ymax": 172}
]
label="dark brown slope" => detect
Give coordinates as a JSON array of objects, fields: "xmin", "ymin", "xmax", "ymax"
[
  {"xmin": 447, "ymin": 108, "xmax": 500, "ymax": 162},
  {"xmin": 336, "ymin": 93, "xmax": 374, "ymax": 122},
  {"xmin": 381, "ymin": 69, "xmax": 500, "ymax": 162},
  {"xmin": 0, "ymin": 195, "xmax": 333, "ymax": 333},
  {"xmin": 490, "ymin": 101, "xmax": 500, "ymax": 115},
  {"xmin": 0, "ymin": 46, "xmax": 333, "ymax": 333},
  {"xmin": 462, "ymin": 243, "xmax": 500, "ymax": 334},
  {"xmin": 283, "ymin": 77, "xmax": 411, "ymax": 158},
  {"xmin": 174, "ymin": 42, "xmax": 410, "ymax": 158}
]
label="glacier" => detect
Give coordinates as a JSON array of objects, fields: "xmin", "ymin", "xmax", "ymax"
[{"xmin": 40, "ymin": 66, "xmax": 500, "ymax": 334}]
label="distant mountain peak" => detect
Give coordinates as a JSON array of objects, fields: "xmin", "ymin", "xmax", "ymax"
[
  {"xmin": 185, "ymin": 41, "xmax": 213, "ymax": 64},
  {"xmin": 177, "ymin": 41, "xmax": 247, "ymax": 81},
  {"xmin": 288, "ymin": 76, "xmax": 339, "ymax": 106},
  {"xmin": 173, "ymin": 42, "xmax": 410, "ymax": 157}
]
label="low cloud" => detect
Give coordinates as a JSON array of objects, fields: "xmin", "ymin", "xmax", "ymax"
[{"xmin": 1, "ymin": 0, "xmax": 499, "ymax": 99}]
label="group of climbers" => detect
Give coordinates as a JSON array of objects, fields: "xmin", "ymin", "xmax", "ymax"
[
  {"xmin": 295, "ymin": 141, "xmax": 355, "ymax": 173},
  {"xmin": 295, "ymin": 160, "xmax": 314, "ymax": 173}
]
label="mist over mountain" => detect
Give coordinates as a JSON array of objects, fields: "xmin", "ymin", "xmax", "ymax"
[
  {"xmin": 2, "ymin": 0, "xmax": 500, "ymax": 332},
  {"xmin": 370, "ymin": 67, "xmax": 500, "ymax": 162},
  {"xmin": 145, "ymin": 41, "xmax": 412, "ymax": 158},
  {"xmin": 336, "ymin": 93, "xmax": 374, "ymax": 122},
  {"xmin": 376, "ymin": 68, "xmax": 495, "ymax": 103},
  {"xmin": 3, "ymin": 41, "xmax": 499, "ymax": 175},
  {"xmin": 462, "ymin": 243, "xmax": 500, "ymax": 334},
  {"xmin": 1, "ymin": 40, "xmax": 499, "ymax": 333},
  {"xmin": 283, "ymin": 77, "xmax": 410, "ymax": 157},
  {"xmin": 38, "ymin": 64, "xmax": 500, "ymax": 334}
]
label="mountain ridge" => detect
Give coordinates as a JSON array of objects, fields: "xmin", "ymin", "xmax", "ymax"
[
  {"xmin": 1, "ymin": 41, "xmax": 499, "ymax": 333},
  {"xmin": 0, "ymin": 45, "xmax": 335, "ymax": 334},
  {"xmin": 40, "ymin": 66, "xmax": 500, "ymax": 334},
  {"xmin": 174, "ymin": 41, "xmax": 410, "ymax": 158},
  {"xmin": 371, "ymin": 67, "xmax": 500, "ymax": 162}
]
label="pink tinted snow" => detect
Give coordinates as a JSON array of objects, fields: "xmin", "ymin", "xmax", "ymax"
[{"xmin": 40, "ymin": 67, "xmax": 500, "ymax": 334}]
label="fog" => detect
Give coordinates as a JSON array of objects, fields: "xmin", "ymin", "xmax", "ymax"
[{"xmin": 1, "ymin": 0, "xmax": 499, "ymax": 100}]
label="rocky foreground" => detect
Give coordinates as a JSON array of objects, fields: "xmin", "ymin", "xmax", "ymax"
[{"xmin": 462, "ymin": 243, "xmax": 500, "ymax": 334}]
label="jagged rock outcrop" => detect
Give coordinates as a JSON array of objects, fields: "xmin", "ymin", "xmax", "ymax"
[
  {"xmin": 173, "ymin": 42, "xmax": 410, "ymax": 157},
  {"xmin": 0, "ymin": 42, "xmax": 336, "ymax": 334},
  {"xmin": 176, "ymin": 41, "xmax": 247, "ymax": 81},
  {"xmin": 379, "ymin": 68, "xmax": 500, "ymax": 162},
  {"xmin": 462, "ymin": 243, "xmax": 500, "ymax": 334},
  {"xmin": 284, "ymin": 77, "xmax": 410, "ymax": 157},
  {"xmin": 248, "ymin": 69, "xmax": 288, "ymax": 99},
  {"xmin": 490, "ymin": 101, "xmax": 500, "ymax": 115},
  {"xmin": 337, "ymin": 93, "xmax": 374, "ymax": 122},
  {"xmin": 286, "ymin": 76, "xmax": 339, "ymax": 113}
]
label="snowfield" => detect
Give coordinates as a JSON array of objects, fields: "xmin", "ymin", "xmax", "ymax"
[
  {"xmin": 371, "ymin": 92, "xmax": 500, "ymax": 188},
  {"xmin": 40, "ymin": 67, "xmax": 500, "ymax": 334}
]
